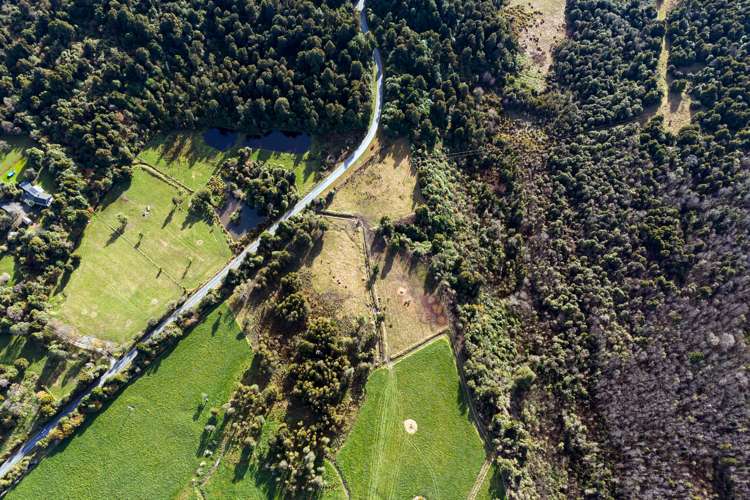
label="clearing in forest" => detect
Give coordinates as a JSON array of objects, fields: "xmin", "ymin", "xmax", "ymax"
[
  {"xmin": 139, "ymin": 131, "xmax": 321, "ymax": 195},
  {"xmin": 137, "ymin": 131, "xmax": 234, "ymax": 192},
  {"xmin": 0, "ymin": 137, "xmax": 32, "ymax": 185},
  {"xmin": 506, "ymin": 0, "xmax": 567, "ymax": 90},
  {"xmin": 0, "ymin": 253, "xmax": 15, "ymax": 283},
  {"xmin": 8, "ymin": 306, "xmax": 252, "ymax": 500},
  {"xmin": 50, "ymin": 167, "xmax": 232, "ymax": 344},
  {"xmin": 336, "ymin": 336, "xmax": 486, "ymax": 500},
  {"xmin": 653, "ymin": 0, "xmax": 693, "ymax": 133},
  {"xmin": 328, "ymin": 138, "xmax": 420, "ymax": 226},
  {"xmin": 372, "ymin": 247, "xmax": 448, "ymax": 357},
  {"xmin": 306, "ymin": 217, "xmax": 372, "ymax": 321}
]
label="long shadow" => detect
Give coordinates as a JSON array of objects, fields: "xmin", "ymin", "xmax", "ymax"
[
  {"xmin": 37, "ymin": 357, "xmax": 66, "ymax": 389},
  {"xmin": 457, "ymin": 380, "xmax": 470, "ymax": 416},
  {"xmin": 55, "ymin": 265, "xmax": 75, "ymax": 293},
  {"xmin": 232, "ymin": 446, "xmax": 253, "ymax": 481},
  {"xmin": 97, "ymin": 176, "xmax": 131, "ymax": 212},
  {"xmin": 162, "ymin": 207, "xmax": 176, "ymax": 228},
  {"xmin": 192, "ymin": 402, "xmax": 206, "ymax": 422},
  {"xmin": 60, "ymin": 360, "xmax": 85, "ymax": 388},
  {"xmin": 105, "ymin": 228, "xmax": 124, "ymax": 246},
  {"xmin": 380, "ymin": 247, "xmax": 396, "ymax": 279},
  {"xmin": 211, "ymin": 312, "xmax": 223, "ymax": 336}
]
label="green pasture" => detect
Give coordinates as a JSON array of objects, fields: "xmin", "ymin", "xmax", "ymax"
[
  {"xmin": 337, "ymin": 336, "xmax": 487, "ymax": 499},
  {"xmin": 0, "ymin": 137, "xmax": 32, "ymax": 185},
  {"xmin": 51, "ymin": 167, "xmax": 232, "ymax": 343},
  {"xmin": 9, "ymin": 306, "xmax": 251, "ymax": 500}
]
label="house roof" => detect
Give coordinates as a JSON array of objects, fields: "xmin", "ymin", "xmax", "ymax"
[
  {"xmin": 1, "ymin": 201, "xmax": 32, "ymax": 225},
  {"xmin": 19, "ymin": 181, "xmax": 52, "ymax": 203}
]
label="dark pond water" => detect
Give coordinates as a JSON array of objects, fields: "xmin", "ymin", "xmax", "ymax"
[
  {"xmin": 242, "ymin": 130, "xmax": 311, "ymax": 154},
  {"xmin": 203, "ymin": 128, "xmax": 239, "ymax": 151},
  {"xmin": 203, "ymin": 128, "xmax": 312, "ymax": 155},
  {"xmin": 218, "ymin": 194, "xmax": 266, "ymax": 239}
]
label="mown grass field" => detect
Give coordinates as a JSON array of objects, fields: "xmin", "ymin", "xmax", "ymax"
[
  {"xmin": 0, "ymin": 137, "xmax": 32, "ymax": 185},
  {"xmin": 336, "ymin": 336, "xmax": 486, "ymax": 499},
  {"xmin": 139, "ymin": 131, "xmax": 320, "ymax": 196},
  {"xmin": 138, "ymin": 131, "xmax": 232, "ymax": 191},
  {"xmin": 329, "ymin": 138, "xmax": 419, "ymax": 226},
  {"xmin": 195, "ymin": 413, "xmax": 346, "ymax": 500},
  {"xmin": 0, "ymin": 253, "xmax": 15, "ymax": 282},
  {"xmin": 9, "ymin": 306, "xmax": 251, "ymax": 500},
  {"xmin": 51, "ymin": 167, "xmax": 232, "ymax": 343},
  {"xmin": 373, "ymin": 250, "xmax": 448, "ymax": 356}
]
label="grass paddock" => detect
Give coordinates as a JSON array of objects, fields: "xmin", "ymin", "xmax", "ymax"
[
  {"xmin": 337, "ymin": 336, "xmax": 486, "ymax": 499},
  {"xmin": 9, "ymin": 305, "xmax": 251, "ymax": 500},
  {"xmin": 52, "ymin": 167, "xmax": 232, "ymax": 343}
]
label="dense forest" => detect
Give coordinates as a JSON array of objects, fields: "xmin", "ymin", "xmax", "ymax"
[{"xmin": 376, "ymin": 0, "xmax": 750, "ymax": 498}]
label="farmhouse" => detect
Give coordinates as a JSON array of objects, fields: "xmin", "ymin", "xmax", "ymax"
[
  {"xmin": 0, "ymin": 201, "xmax": 32, "ymax": 227},
  {"xmin": 19, "ymin": 181, "xmax": 52, "ymax": 207}
]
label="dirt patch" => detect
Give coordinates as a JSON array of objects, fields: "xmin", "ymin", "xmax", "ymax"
[
  {"xmin": 372, "ymin": 246, "xmax": 448, "ymax": 357},
  {"xmin": 307, "ymin": 217, "xmax": 372, "ymax": 321},
  {"xmin": 649, "ymin": 0, "xmax": 694, "ymax": 133}
]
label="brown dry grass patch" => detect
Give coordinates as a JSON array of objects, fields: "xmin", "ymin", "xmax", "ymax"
[
  {"xmin": 372, "ymin": 247, "xmax": 448, "ymax": 357},
  {"xmin": 329, "ymin": 138, "xmax": 420, "ymax": 226},
  {"xmin": 307, "ymin": 217, "xmax": 372, "ymax": 321},
  {"xmin": 506, "ymin": 0, "xmax": 567, "ymax": 89}
]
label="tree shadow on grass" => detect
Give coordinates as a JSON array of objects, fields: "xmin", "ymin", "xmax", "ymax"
[
  {"xmin": 162, "ymin": 206, "xmax": 176, "ymax": 229},
  {"xmin": 37, "ymin": 357, "xmax": 66, "ymax": 388},
  {"xmin": 457, "ymin": 378, "xmax": 470, "ymax": 416},
  {"xmin": 105, "ymin": 228, "xmax": 124, "ymax": 247},
  {"xmin": 97, "ymin": 175, "xmax": 131, "ymax": 212},
  {"xmin": 60, "ymin": 359, "xmax": 85, "ymax": 388}
]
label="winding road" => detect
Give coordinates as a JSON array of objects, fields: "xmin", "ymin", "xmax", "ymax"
[{"xmin": 0, "ymin": 0, "xmax": 383, "ymax": 481}]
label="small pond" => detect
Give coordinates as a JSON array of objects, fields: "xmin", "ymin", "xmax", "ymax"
[
  {"xmin": 202, "ymin": 128, "xmax": 239, "ymax": 152},
  {"xmin": 242, "ymin": 130, "xmax": 311, "ymax": 154},
  {"xmin": 203, "ymin": 128, "xmax": 312, "ymax": 155},
  {"xmin": 218, "ymin": 194, "xmax": 267, "ymax": 239}
]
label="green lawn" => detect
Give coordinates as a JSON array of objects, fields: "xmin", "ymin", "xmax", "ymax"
[
  {"xmin": 139, "ymin": 130, "xmax": 320, "ymax": 195},
  {"xmin": 51, "ymin": 167, "xmax": 232, "ymax": 343},
  {"xmin": 197, "ymin": 414, "xmax": 346, "ymax": 500},
  {"xmin": 137, "ymin": 131, "xmax": 232, "ymax": 191},
  {"xmin": 0, "ymin": 253, "xmax": 15, "ymax": 282},
  {"xmin": 0, "ymin": 137, "xmax": 32, "ymax": 185},
  {"xmin": 9, "ymin": 305, "xmax": 252, "ymax": 500},
  {"xmin": 337, "ymin": 336, "xmax": 487, "ymax": 500}
]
